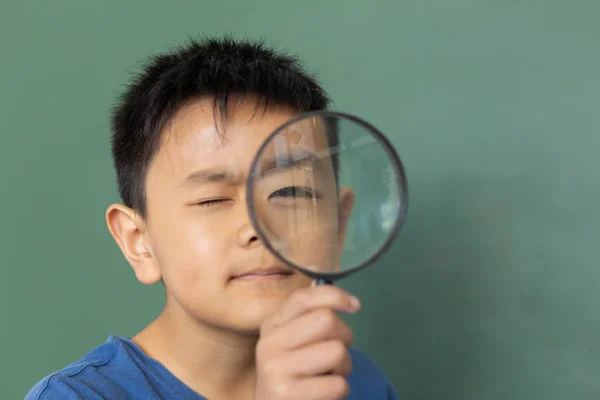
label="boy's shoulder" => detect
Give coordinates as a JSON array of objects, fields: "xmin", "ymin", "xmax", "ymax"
[
  {"xmin": 25, "ymin": 336, "xmax": 398, "ymax": 400},
  {"xmin": 24, "ymin": 336, "xmax": 168, "ymax": 400}
]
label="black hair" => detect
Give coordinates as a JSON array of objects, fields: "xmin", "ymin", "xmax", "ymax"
[{"xmin": 110, "ymin": 35, "xmax": 332, "ymax": 217}]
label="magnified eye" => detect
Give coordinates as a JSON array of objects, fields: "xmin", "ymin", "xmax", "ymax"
[
  {"xmin": 246, "ymin": 111, "xmax": 408, "ymax": 282},
  {"xmin": 269, "ymin": 186, "xmax": 316, "ymax": 200}
]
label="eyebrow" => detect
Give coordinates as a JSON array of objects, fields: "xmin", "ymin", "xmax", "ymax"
[
  {"xmin": 259, "ymin": 149, "xmax": 322, "ymax": 176},
  {"xmin": 179, "ymin": 168, "xmax": 238, "ymax": 187}
]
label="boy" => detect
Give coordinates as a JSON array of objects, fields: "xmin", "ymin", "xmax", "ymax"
[{"xmin": 25, "ymin": 36, "xmax": 399, "ymax": 400}]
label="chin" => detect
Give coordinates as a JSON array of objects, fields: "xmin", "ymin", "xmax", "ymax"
[
  {"xmin": 236, "ymin": 294, "xmax": 290, "ymax": 330},
  {"xmin": 224, "ymin": 281, "xmax": 306, "ymax": 333},
  {"xmin": 210, "ymin": 305, "xmax": 279, "ymax": 335},
  {"xmin": 182, "ymin": 275, "xmax": 313, "ymax": 335}
]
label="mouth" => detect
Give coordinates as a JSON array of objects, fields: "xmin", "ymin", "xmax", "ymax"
[{"xmin": 231, "ymin": 266, "xmax": 295, "ymax": 281}]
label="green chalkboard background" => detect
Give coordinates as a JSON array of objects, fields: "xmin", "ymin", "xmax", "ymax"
[{"xmin": 1, "ymin": 0, "xmax": 599, "ymax": 398}]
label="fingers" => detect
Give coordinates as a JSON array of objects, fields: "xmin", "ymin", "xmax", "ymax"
[
  {"xmin": 277, "ymin": 375, "xmax": 350, "ymax": 400},
  {"xmin": 261, "ymin": 340, "xmax": 352, "ymax": 378},
  {"xmin": 261, "ymin": 372, "xmax": 351, "ymax": 400},
  {"xmin": 260, "ymin": 286, "xmax": 360, "ymax": 336},
  {"xmin": 255, "ymin": 285, "xmax": 359, "ymax": 400},
  {"xmin": 264, "ymin": 307, "xmax": 354, "ymax": 352},
  {"xmin": 274, "ymin": 340, "xmax": 352, "ymax": 377}
]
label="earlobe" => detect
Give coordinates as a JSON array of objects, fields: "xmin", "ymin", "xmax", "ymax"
[{"xmin": 105, "ymin": 204, "xmax": 162, "ymax": 285}]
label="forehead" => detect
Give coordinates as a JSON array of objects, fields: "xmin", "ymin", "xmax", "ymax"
[{"xmin": 147, "ymin": 98, "xmax": 291, "ymax": 181}]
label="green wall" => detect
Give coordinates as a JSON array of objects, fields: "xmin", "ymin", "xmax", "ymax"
[{"xmin": 2, "ymin": 1, "xmax": 599, "ymax": 398}]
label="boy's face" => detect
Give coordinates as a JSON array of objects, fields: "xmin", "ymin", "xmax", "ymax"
[{"xmin": 107, "ymin": 97, "xmax": 353, "ymax": 334}]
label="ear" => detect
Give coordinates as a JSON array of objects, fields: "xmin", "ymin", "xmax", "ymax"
[
  {"xmin": 105, "ymin": 204, "xmax": 162, "ymax": 285},
  {"xmin": 337, "ymin": 186, "xmax": 355, "ymax": 245}
]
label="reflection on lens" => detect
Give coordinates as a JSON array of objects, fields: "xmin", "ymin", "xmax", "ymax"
[{"xmin": 248, "ymin": 112, "xmax": 406, "ymax": 279}]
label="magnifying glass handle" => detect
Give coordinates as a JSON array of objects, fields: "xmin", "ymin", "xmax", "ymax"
[{"xmin": 314, "ymin": 279, "xmax": 334, "ymax": 286}]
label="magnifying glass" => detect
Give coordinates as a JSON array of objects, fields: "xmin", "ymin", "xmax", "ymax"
[{"xmin": 246, "ymin": 110, "xmax": 408, "ymax": 285}]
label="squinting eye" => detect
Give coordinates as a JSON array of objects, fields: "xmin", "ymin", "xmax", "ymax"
[
  {"xmin": 269, "ymin": 186, "xmax": 316, "ymax": 200},
  {"xmin": 197, "ymin": 199, "xmax": 229, "ymax": 207}
]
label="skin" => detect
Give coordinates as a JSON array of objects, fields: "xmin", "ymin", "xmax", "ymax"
[{"xmin": 106, "ymin": 96, "xmax": 357, "ymax": 400}]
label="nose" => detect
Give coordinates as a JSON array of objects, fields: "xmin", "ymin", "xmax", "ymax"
[{"xmin": 238, "ymin": 221, "xmax": 261, "ymax": 248}]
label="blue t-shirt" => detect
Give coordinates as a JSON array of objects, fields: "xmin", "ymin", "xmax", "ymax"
[{"xmin": 25, "ymin": 336, "xmax": 399, "ymax": 399}]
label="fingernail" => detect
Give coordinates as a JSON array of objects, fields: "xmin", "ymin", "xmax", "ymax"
[{"xmin": 349, "ymin": 296, "xmax": 361, "ymax": 311}]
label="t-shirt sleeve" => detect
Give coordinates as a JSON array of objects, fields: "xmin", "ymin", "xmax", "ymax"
[
  {"xmin": 25, "ymin": 376, "xmax": 70, "ymax": 399},
  {"xmin": 25, "ymin": 374, "xmax": 105, "ymax": 400}
]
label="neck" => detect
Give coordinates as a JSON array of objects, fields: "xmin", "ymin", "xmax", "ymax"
[{"xmin": 132, "ymin": 301, "xmax": 259, "ymax": 399}]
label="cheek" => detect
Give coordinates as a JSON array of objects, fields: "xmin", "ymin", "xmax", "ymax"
[
  {"xmin": 150, "ymin": 209, "xmax": 228, "ymax": 288},
  {"xmin": 296, "ymin": 229, "xmax": 340, "ymax": 270},
  {"xmin": 272, "ymin": 208, "xmax": 340, "ymax": 270}
]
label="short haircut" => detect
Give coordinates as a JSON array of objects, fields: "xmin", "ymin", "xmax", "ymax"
[{"xmin": 110, "ymin": 36, "xmax": 332, "ymax": 217}]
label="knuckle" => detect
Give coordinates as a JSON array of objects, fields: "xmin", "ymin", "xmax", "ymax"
[
  {"xmin": 329, "ymin": 340, "xmax": 347, "ymax": 362},
  {"xmin": 273, "ymin": 380, "xmax": 292, "ymax": 398},
  {"xmin": 330, "ymin": 286, "xmax": 348, "ymax": 301},
  {"xmin": 314, "ymin": 285, "xmax": 346, "ymax": 303},
  {"xmin": 329, "ymin": 376, "xmax": 350, "ymax": 399},
  {"xmin": 260, "ymin": 358, "xmax": 280, "ymax": 377},
  {"xmin": 343, "ymin": 323, "xmax": 355, "ymax": 345},
  {"xmin": 345, "ymin": 357, "xmax": 353, "ymax": 376},
  {"xmin": 316, "ymin": 308, "xmax": 337, "ymax": 328}
]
